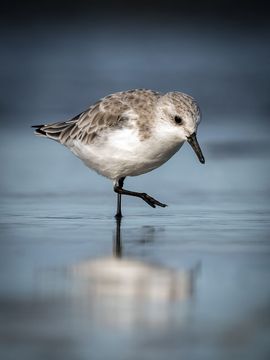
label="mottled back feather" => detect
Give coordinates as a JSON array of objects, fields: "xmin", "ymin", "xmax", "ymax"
[{"xmin": 33, "ymin": 89, "xmax": 161, "ymax": 145}]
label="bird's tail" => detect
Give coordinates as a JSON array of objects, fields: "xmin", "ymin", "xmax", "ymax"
[
  {"xmin": 31, "ymin": 121, "xmax": 76, "ymax": 143},
  {"xmin": 32, "ymin": 124, "xmax": 47, "ymax": 137}
]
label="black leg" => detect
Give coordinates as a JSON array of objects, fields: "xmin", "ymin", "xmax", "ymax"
[
  {"xmin": 115, "ymin": 177, "xmax": 125, "ymax": 219},
  {"xmin": 114, "ymin": 177, "xmax": 167, "ymax": 210},
  {"xmin": 116, "ymin": 193, "xmax": 122, "ymax": 218}
]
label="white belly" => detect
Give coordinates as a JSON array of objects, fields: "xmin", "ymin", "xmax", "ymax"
[{"xmin": 68, "ymin": 127, "xmax": 184, "ymax": 181}]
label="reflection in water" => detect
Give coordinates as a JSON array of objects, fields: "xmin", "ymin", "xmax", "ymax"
[
  {"xmin": 69, "ymin": 219, "xmax": 199, "ymax": 328},
  {"xmin": 113, "ymin": 217, "xmax": 122, "ymax": 258}
]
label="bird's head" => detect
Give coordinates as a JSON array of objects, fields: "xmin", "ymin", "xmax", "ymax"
[{"xmin": 160, "ymin": 91, "xmax": 205, "ymax": 164}]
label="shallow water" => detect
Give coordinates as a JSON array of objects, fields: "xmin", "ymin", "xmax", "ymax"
[{"xmin": 1, "ymin": 185, "xmax": 270, "ymax": 360}]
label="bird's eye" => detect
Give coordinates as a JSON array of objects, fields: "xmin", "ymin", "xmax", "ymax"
[{"xmin": 174, "ymin": 116, "xmax": 183, "ymax": 125}]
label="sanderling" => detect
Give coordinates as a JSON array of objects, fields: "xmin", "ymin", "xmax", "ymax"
[{"xmin": 32, "ymin": 89, "xmax": 205, "ymax": 218}]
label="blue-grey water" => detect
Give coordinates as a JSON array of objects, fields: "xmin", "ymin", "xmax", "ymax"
[{"xmin": 0, "ymin": 21, "xmax": 270, "ymax": 360}]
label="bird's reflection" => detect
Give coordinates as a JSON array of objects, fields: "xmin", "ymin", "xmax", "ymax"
[
  {"xmin": 113, "ymin": 217, "xmax": 122, "ymax": 258},
  {"xmin": 69, "ymin": 218, "xmax": 200, "ymax": 328}
]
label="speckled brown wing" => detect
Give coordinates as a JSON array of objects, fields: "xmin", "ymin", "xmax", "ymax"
[
  {"xmin": 33, "ymin": 96, "xmax": 129, "ymax": 144},
  {"xmin": 33, "ymin": 89, "xmax": 161, "ymax": 145},
  {"xmin": 60, "ymin": 95, "xmax": 132, "ymax": 145}
]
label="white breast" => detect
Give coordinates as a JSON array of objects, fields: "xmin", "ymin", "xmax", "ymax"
[{"xmin": 68, "ymin": 121, "xmax": 184, "ymax": 181}]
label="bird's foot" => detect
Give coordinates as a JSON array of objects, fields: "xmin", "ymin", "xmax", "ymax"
[{"xmin": 140, "ymin": 193, "xmax": 167, "ymax": 208}]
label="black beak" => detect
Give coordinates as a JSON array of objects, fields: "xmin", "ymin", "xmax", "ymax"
[{"xmin": 187, "ymin": 133, "xmax": 205, "ymax": 164}]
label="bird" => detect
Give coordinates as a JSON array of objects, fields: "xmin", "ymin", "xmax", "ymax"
[{"xmin": 32, "ymin": 89, "xmax": 205, "ymax": 218}]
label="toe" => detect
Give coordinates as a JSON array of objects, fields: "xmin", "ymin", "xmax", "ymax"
[
  {"xmin": 157, "ymin": 202, "xmax": 167, "ymax": 208},
  {"xmin": 141, "ymin": 194, "xmax": 167, "ymax": 208}
]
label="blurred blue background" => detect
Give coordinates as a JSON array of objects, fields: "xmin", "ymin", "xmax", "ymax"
[{"xmin": 0, "ymin": 1, "xmax": 270, "ymax": 359}]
